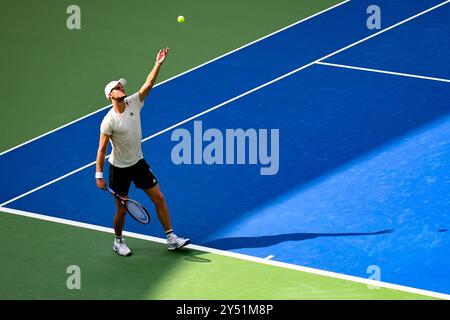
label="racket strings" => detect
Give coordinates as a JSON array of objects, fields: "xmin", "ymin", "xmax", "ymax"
[{"xmin": 126, "ymin": 200, "xmax": 150, "ymax": 223}]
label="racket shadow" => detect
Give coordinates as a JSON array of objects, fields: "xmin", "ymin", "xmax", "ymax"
[
  {"xmin": 135, "ymin": 243, "xmax": 212, "ymax": 263},
  {"xmin": 178, "ymin": 249, "xmax": 212, "ymax": 263}
]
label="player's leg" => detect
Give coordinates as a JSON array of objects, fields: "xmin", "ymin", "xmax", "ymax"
[
  {"xmin": 143, "ymin": 184, "xmax": 172, "ymax": 231},
  {"xmin": 134, "ymin": 159, "xmax": 190, "ymax": 250},
  {"xmin": 143, "ymin": 184, "xmax": 190, "ymax": 250},
  {"xmin": 110, "ymin": 163, "xmax": 132, "ymax": 256},
  {"xmin": 113, "ymin": 195, "xmax": 128, "ymax": 237}
]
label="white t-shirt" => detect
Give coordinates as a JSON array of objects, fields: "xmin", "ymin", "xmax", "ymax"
[{"xmin": 100, "ymin": 92, "xmax": 145, "ymax": 168}]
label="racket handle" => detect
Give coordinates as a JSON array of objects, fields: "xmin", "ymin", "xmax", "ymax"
[
  {"xmin": 105, "ymin": 187, "xmax": 127, "ymax": 207},
  {"xmin": 106, "ymin": 187, "xmax": 125, "ymax": 204}
]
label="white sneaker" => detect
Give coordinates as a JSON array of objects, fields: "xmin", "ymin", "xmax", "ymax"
[
  {"xmin": 113, "ymin": 237, "xmax": 132, "ymax": 256},
  {"xmin": 167, "ymin": 234, "xmax": 190, "ymax": 251}
]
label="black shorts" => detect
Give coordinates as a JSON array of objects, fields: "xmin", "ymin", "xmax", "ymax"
[{"xmin": 109, "ymin": 159, "xmax": 158, "ymax": 196}]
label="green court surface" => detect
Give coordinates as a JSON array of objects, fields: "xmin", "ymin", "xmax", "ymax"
[
  {"xmin": 0, "ymin": 0, "xmax": 341, "ymax": 152},
  {"xmin": 0, "ymin": 212, "xmax": 437, "ymax": 300}
]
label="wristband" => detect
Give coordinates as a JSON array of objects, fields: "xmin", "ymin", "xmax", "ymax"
[{"xmin": 95, "ymin": 172, "xmax": 104, "ymax": 179}]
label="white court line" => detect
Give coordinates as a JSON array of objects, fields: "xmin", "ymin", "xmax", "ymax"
[
  {"xmin": 316, "ymin": 61, "xmax": 450, "ymax": 83},
  {"xmin": 1, "ymin": 206, "xmax": 449, "ymax": 300},
  {"xmin": 314, "ymin": 0, "xmax": 450, "ymax": 63},
  {"xmin": 0, "ymin": 0, "xmax": 351, "ymax": 158},
  {"xmin": 0, "ymin": 161, "xmax": 100, "ymax": 207},
  {"xmin": 1, "ymin": 0, "xmax": 448, "ymax": 208}
]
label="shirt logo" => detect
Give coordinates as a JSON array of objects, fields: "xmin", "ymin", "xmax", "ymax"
[{"xmin": 130, "ymin": 112, "xmax": 134, "ymax": 117}]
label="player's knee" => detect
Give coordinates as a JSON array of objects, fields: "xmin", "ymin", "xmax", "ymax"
[
  {"xmin": 153, "ymin": 192, "xmax": 165, "ymax": 207},
  {"xmin": 116, "ymin": 206, "xmax": 127, "ymax": 215}
]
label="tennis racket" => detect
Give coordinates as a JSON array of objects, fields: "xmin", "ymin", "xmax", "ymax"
[{"xmin": 106, "ymin": 187, "xmax": 151, "ymax": 224}]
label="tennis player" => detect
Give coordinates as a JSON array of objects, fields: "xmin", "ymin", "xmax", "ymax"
[{"xmin": 95, "ymin": 48, "xmax": 190, "ymax": 256}]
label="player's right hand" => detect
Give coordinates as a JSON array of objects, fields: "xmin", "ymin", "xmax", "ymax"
[
  {"xmin": 96, "ymin": 178, "xmax": 107, "ymax": 190},
  {"xmin": 156, "ymin": 48, "xmax": 169, "ymax": 65}
]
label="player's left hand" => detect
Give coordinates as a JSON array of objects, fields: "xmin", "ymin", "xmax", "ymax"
[{"xmin": 156, "ymin": 48, "xmax": 169, "ymax": 65}]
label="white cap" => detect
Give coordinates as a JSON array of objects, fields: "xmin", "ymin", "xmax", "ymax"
[{"xmin": 104, "ymin": 78, "xmax": 127, "ymax": 99}]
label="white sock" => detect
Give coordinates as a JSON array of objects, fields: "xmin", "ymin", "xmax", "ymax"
[{"xmin": 165, "ymin": 229, "xmax": 174, "ymax": 239}]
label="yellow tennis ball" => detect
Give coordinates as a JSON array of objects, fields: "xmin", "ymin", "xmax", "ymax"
[{"xmin": 177, "ymin": 15, "xmax": 185, "ymax": 23}]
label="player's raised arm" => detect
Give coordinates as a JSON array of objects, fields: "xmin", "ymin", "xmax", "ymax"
[{"xmin": 138, "ymin": 48, "xmax": 169, "ymax": 102}]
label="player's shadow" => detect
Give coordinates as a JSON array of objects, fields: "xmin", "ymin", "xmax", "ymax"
[{"xmin": 201, "ymin": 229, "xmax": 394, "ymax": 250}]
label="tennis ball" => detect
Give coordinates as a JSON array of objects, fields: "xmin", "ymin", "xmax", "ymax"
[{"xmin": 177, "ymin": 15, "xmax": 185, "ymax": 23}]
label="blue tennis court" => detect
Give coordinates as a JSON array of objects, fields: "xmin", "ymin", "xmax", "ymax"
[{"xmin": 1, "ymin": 0, "xmax": 449, "ymax": 296}]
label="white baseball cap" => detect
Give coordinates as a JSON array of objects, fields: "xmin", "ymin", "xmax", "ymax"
[{"xmin": 104, "ymin": 78, "xmax": 127, "ymax": 99}]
